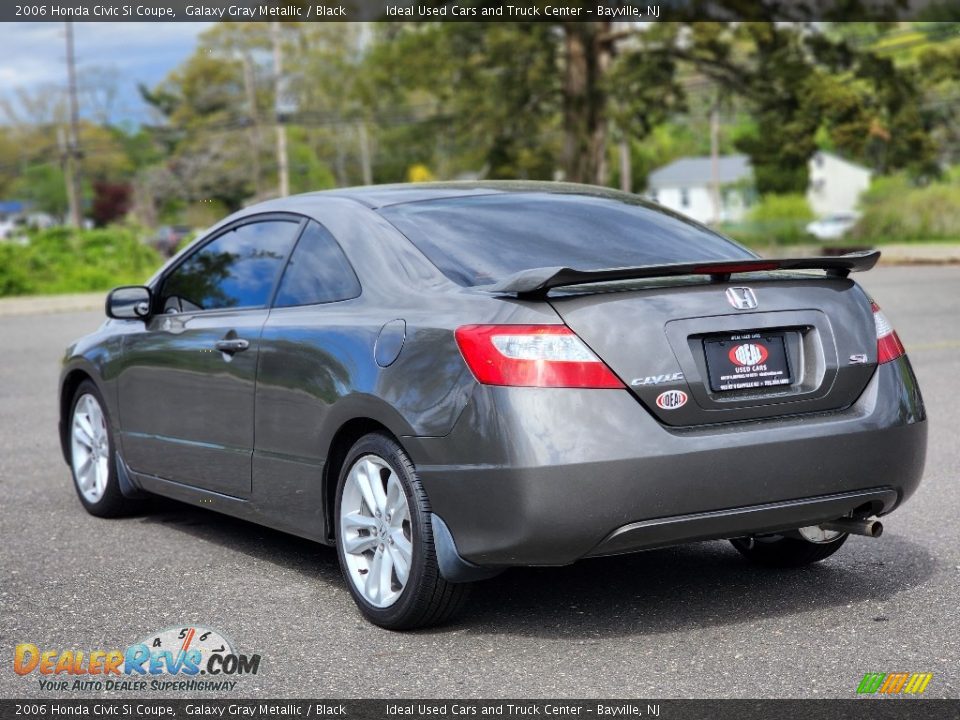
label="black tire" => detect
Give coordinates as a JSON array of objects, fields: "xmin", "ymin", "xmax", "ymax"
[
  {"xmin": 334, "ymin": 432, "xmax": 470, "ymax": 630},
  {"xmin": 68, "ymin": 380, "xmax": 141, "ymax": 518},
  {"xmin": 730, "ymin": 532, "xmax": 848, "ymax": 568}
]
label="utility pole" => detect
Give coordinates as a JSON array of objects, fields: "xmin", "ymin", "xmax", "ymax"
[
  {"xmin": 241, "ymin": 53, "xmax": 263, "ymax": 199},
  {"xmin": 64, "ymin": 22, "xmax": 83, "ymax": 227},
  {"xmin": 709, "ymin": 99, "xmax": 721, "ymax": 226},
  {"xmin": 619, "ymin": 136, "xmax": 631, "ymax": 194},
  {"xmin": 271, "ymin": 21, "xmax": 289, "ymax": 198},
  {"xmin": 358, "ymin": 122, "xmax": 372, "ymax": 186}
]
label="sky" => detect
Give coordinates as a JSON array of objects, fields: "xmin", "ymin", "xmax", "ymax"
[{"xmin": 0, "ymin": 22, "xmax": 214, "ymax": 125}]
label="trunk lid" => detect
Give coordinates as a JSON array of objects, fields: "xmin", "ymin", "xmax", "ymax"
[{"xmin": 548, "ymin": 274, "xmax": 878, "ymax": 426}]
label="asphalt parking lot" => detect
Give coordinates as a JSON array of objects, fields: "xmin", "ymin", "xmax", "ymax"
[{"xmin": 1, "ymin": 265, "xmax": 958, "ymax": 699}]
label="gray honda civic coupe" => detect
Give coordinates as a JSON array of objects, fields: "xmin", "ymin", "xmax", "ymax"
[{"xmin": 59, "ymin": 182, "xmax": 926, "ymax": 629}]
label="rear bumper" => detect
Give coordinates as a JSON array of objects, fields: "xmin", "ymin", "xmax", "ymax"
[
  {"xmin": 406, "ymin": 357, "xmax": 926, "ymax": 568},
  {"xmin": 585, "ymin": 487, "xmax": 897, "ymax": 558}
]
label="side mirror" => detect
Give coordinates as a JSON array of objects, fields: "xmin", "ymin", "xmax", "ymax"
[{"xmin": 106, "ymin": 286, "xmax": 152, "ymax": 320}]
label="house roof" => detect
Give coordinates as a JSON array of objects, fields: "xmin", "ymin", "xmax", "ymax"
[
  {"xmin": 647, "ymin": 154, "xmax": 752, "ymax": 189},
  {"xmin": 0, "ymin": 200, "xmax": 27, "ymax": 215}
]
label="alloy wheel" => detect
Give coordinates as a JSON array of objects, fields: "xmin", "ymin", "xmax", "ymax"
[
  {"xmin": 71, "ymin": 393, "xmax": 111, "ymax": 504},
  {"xmin": 339, "ymin": 454, "xmax": 414, "ymax": 608}
]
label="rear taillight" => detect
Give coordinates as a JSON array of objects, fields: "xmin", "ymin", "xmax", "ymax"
[
  {"xmin": 872, "ymin": 301, "xmax": 906, "ymax": 364},
  {"xmin": 454, "ymin": 325, "xmax": 624, "ymax": 388}
]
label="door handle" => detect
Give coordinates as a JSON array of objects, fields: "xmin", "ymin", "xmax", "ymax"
[{"xmin": 214, "ymin": 338, "xmax": 250, "ymax": 354}]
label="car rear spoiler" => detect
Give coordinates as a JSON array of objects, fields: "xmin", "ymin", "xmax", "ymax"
[{"xmin": 484, "ymin": 250, "xmax": 881, "ymax": 298}]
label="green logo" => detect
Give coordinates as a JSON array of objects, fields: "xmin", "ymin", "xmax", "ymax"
[{"xmin": 857, "ymin": 672, "xmax": 933, "ymax": 695}]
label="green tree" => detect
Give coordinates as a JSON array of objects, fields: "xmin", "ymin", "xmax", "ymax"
[
  {"xmin": 11, "ymin": 165, "xmax": 67, "ymax": 218},
  {"xmin": 916, "ymin": 40, "xmax": 960, "ymax": 166},
  {"xmin": 677, "ymin": 22, "xmax": 938, "ymax": 193},
  {"xmin": 367, "ymin": 23, "xmax": 563, "ymax": 180},
  {"xmin": 139, "ymin": 27, "xmax": 261, "ymax": 210},
  {"xmin": 369, "ymin": 21, "xmax": 683, "ymax": 185}
]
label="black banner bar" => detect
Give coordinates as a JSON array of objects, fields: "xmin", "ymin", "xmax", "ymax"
[
  {"xmin": 0, "ymin": 0, "xmax": 950, "ymax": 23},
  {"xmin": 1, "ymin": 700, "xmax": 958, "ymax": 720}
]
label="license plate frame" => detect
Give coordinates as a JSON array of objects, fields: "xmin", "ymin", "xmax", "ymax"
[{"xmin": 703, "ymin": 331, "xmax": 792, "ymax": 392}]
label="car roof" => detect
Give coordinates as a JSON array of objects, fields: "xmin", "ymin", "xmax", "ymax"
[{"xmin": 256, "ymin": 181, "xmax": 645, "ymax": 211}]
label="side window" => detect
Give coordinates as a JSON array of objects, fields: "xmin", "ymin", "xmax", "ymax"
[
  {"xmin": 273, "ymin": 221, "xmax": 361, "ymax": 308},
  {"xmin": 161, "ymin": 220, "xmax": 300, "ymax": 312}
]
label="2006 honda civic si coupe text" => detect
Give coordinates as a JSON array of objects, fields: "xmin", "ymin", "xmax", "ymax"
[{"xmin": 59, "ymin": 182, "xmax": 926, "ymax": 629}]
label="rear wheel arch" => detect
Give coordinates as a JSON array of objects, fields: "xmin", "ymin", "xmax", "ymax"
[{"xmin": 323, "ymin": 418, "xmax": 400, "ymax": 542}]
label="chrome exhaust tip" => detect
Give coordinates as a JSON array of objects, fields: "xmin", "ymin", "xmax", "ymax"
[{"xmin": 820, "ymin": 518, "xmax": 883, "ymax": 538}]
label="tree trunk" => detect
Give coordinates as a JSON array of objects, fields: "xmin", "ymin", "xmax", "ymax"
[{"xmin": 562, "ymin": 23, "xmax": 613, "ymax": 186}]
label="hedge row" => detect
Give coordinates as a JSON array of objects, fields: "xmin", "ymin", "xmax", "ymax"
[
  {"xmin": 0, "ymin": 227, "xmax": 161, "ymax": 297},
  {"xmin": 850, "ymin": 174, "xmax": 960, "ymax": 243}
]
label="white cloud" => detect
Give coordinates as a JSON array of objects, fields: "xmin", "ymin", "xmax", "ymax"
[{"xmin": 0, "ymin": 21, "xmax": 213, "ymax": 122}]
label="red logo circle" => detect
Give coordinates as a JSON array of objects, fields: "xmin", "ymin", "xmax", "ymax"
[
  {"xmin": 728, "ymin": 343, "xmax": 768, "ymax": 367},
  {"xmin": 656, "ymin": 390, "xmax": 688, "ymax": 410}
]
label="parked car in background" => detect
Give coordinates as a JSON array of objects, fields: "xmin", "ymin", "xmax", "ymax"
[
  {"xmin": 0, "ymin": 215, "xmax": 32, "ymax": 244},
  {"xmin": 806, "ymin": 213, "xmax": 860, "ymax": 241},
  {"xmin": 148, "ymin": 225, "xmax": 192, "ymax": 257}
]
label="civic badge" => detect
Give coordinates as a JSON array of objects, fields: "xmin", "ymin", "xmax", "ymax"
[{"xmin": 726, "ymin": 287, "xmax": 758, "ymax": 310}]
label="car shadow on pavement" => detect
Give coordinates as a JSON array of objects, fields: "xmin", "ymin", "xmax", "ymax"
[
  {"xmin": 137, "ymin": 498, "xmax": 343, "ymax": 584},
  {"xmin": 136, "ymin": 498, "xmax": 938, "ymax": 638},
  {"xmin": 457, "ymin": 536, "xmax": 939, "ymax": 638}
]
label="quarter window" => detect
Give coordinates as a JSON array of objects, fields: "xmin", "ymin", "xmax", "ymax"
[
  {"xmin": 273, "ymin": 221, "xmax": 361, "ymax": 307},
  {"xmin": 161, "ymin": 220, "xmax": 301, "ymax": 312}
]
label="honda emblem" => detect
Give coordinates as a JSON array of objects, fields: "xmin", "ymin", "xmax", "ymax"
[{"xmin": 726, "ymin": 287, "xmax": 758, "ymax": 310}]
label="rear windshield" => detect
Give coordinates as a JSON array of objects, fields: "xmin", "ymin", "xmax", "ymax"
[{"xmin": 379, "ymin": 192, "xmax": 753, "ymax": 287}]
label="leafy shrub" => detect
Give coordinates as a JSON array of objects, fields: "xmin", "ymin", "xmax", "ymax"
[
  {"xmin": 748, "ymin": 193, "xmax": 816, "ymax": 225},
  {"xmin": 852, "ymin": 175, "xmax": 960, "ymax": 242},
  {"xmin": 0, "ymin": 227, "xmax": 162, "ymax": 297},
  {"xmin": 721, "ymin": 193, "xmax": 815, "ymax": 247},
  {"xmin": 0, "ymin": 244, "xmax": 32, "ymax": 295},
  {"xmin": 858, "ymin": 173, "xmax": 911, "ymax": 207}
]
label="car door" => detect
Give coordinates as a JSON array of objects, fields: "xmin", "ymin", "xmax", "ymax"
[
  {"xmin": 117, "ymin": 216, "xmax": 304, "ymax": 497},
  {"xmin": 252, "ymin": 220, "xmax": 363, "ymax": 524}
]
